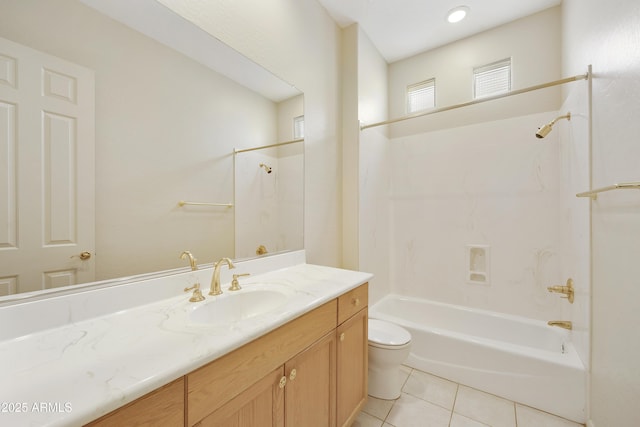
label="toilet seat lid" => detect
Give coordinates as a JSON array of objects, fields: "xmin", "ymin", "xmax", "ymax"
[{"xmin": 368, "ymin": 319, "xmax": 411, "ymax": 346}]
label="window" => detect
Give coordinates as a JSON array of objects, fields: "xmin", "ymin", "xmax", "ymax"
[
  {"xmin": 406, "ymin": 79, "xmax": 435, "ymax": 114},
  {"xmin": 293, "ymin": 115, "xmax": 304, "ymax": 139},
  {"xmin": 473, "ymin": 58, "xmax": 511, "ymax": 99}
]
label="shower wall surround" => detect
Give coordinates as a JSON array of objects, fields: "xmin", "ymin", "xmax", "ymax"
[
  {"xmin": 358, "ymin": 126, "xmax": 392, "ymax": 304},
  {"xmin": 388, "ymin": 112, "xmax": 565, "ymax": 321},
  {"xmin": 557, "ymin": 85, "xmax": 590, "ymax": 368}
]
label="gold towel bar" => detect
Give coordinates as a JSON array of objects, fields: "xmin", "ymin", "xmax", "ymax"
[
  {"xmin": 178, "ymin": 200, "xmax": 233, "ymax": 207},
  {"xmin": 576, "ymin": 182, "xmax": 640, "ymax": 200}
]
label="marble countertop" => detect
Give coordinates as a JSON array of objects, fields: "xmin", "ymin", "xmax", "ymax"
[{"xmin": 0, "ymin": 256, "xmax": 372, "ymax": 426}]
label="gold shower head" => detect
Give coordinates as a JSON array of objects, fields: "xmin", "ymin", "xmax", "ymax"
[
  {"xmin": 536, "ymin": 112, "xmax": 571, "ymax": 139},
  {"xmin": 259, "ymin": 163, "xmax": 272, "ymax": 174}
]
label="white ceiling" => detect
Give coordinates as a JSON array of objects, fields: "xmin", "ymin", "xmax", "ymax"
[{"xmin": 317, "ymin": 0, "xmax": 561, "ymax": 63}]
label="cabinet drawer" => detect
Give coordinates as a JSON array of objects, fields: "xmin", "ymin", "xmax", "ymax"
[
  {"xmin": 337, "ymin": 283, "xmax": 368, "ymax": 325},
  {"xmin": 187, "ymin": 300, "xmax": 337, "ymax": 426}
]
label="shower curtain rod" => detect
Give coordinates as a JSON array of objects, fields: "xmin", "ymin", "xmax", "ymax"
[
  {"xmin": 360, "ymin": 71, "xmax": 590, "ymax": 131},
  {"xmin": 234, "ymin": 138, "xmax": 304, "ymax": 154}
]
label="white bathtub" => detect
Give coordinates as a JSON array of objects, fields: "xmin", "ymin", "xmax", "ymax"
[{"xmin": 369, "ymin": 294, "xmax": 586, "ymax": 423}]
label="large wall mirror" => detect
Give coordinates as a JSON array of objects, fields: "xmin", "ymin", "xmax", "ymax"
[{"xmin": 0, "ymin": 0, "xmax": 304, "ymax": 298}]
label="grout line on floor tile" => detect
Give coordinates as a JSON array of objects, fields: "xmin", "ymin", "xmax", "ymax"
[
  {"xmin": 447, "ymin": 381, "xmax": 460, "ymax": 427},
  {"xmin": 400, "ymin": 366, "xmax": 413, "ymax": 389},
  {"xmin": 514, "ymin": 402, "xmax": 586, "ymax": 426}
]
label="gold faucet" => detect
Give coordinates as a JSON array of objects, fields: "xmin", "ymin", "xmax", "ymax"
[
  {"xmin": 548, "ymin": 320, "xmax": 572, "ymax": 330},
  {"xmin": 210, "ymin": 257, "xmax": 235, "ymax": 296},
  {"xmin": 180, "ymin": 251, "xmax": 198, "ymax": 271},
  {"xmin": 547, "ymin": 278, "xmax": 574, "ymax": 303},
  {"xmin": 229, "ymin": 273, "xmax": 251, "ymax": 291},
  {"xmin": 184, "ymin": 283, "xmax": 205, "ymax": 302}
]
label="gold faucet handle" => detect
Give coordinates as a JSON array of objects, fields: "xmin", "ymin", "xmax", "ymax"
[
  {"xmin": 184, "ymin": 283, "xmax": 205, "ymax": 302},
  {"xmin": 229, "ymin": 273, "xmax": 251, "ymax": 291},
  {"xmin": 547, "ymin": 278, "xmax": 574, "ymax": 303}
]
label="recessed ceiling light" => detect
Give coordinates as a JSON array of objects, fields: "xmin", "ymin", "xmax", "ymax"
[{"xmin": 447, "ymin": 6, "xmax": 469, "ymax": 23}]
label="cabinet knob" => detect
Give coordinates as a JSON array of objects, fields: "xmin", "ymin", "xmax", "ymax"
[
  {"xmin": 340, "ymin": 333, "xmax": 345, "ymax": 342},
  {"xmin": 352, "ymin": 297, "xmax": 360, "ymax": 306},
  {"xmin": 279, "ymin": 376, "xmax": 287, "ymax": 389},
  {"xmin": 289, "ymin": 368, "xmax": 297, "ymax": 381}
]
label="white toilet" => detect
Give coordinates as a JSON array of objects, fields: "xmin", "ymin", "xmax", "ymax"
[{"xmin": 368, "ymin": 318, "xmax": 412, "ymax": 400}]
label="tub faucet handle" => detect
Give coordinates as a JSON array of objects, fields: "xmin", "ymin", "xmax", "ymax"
[{"xmin": 547, "ymin": 278, "xmax": 574, "ymax": 304}]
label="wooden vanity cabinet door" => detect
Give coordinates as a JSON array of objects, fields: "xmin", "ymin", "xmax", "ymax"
[
  {"xmin": 84, "ymin": 377, "xmax": 184, "ymax": 427},
  {"xmin": 187, "ymin": 301, "xmax": 337, "ymax": 426},
  {"xmin": 336, "ymin": 308, "xmax": 368, "ymax": 427},
  {"xmin": 195, "ymin": 367, "xmax": 285, "ymax": 427},
  {"xmin": 284, "ymin": 331, "xmax": 336, "ymax": 427}
]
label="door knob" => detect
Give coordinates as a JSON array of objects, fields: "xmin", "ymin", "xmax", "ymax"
[{"xmin": 71, "ymin": 251, "xmax": 92, "ymax": 261}]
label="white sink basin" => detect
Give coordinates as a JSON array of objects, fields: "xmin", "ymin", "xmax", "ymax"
[{"xmin": 189, "ymin": 287, "xmax": 292, "ymax": 325}]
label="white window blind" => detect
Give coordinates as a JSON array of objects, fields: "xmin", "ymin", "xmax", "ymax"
[
  {"xmin": 293, "ymin": 115, "xmax": 304, "ymax": 139},
  {"xmin": 406, "ymin": 79, "xmax": 435, "ymax": 113},
  {"xmin": 474, "ymin": 58, "xmax": 511, "ymax": 99}
]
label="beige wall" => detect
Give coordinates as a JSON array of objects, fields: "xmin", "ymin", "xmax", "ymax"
[
  {"xmin": 388, "ymin": 7, "xmax": 562, "ymax": 137},
  {"xmin": 356, "ymin": 28, "xmax": 392, "ymax": 305},
  {"xmin": 562, "ymin": 1, "xmax": 640, "ymax": 426},
  {"xmin": 341, "ymin": 24, "xmax": 360, "ymax": 271}
]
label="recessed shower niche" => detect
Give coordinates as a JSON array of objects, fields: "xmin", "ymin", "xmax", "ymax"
[{"xmin": 467, "ymin": 245, "xmax": 490, "ymax": 285}]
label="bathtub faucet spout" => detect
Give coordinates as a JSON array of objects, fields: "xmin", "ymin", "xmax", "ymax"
[{"xmin": 547, "ymin": 320, "xmax": 572, "ymax": 330}]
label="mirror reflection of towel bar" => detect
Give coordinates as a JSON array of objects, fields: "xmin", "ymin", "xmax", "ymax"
[
  {"xmin": 178, "ymin": 200, "xmax": 233, "ymax": 207},
  {"xmin": 576, "ymin": 182, "xmax": 640, "ymax": 200}
]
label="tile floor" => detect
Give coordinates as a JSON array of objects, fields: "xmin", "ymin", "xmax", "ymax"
[{"xmin": 353, "ymin": 366, "xmax": 585, "ymax": 427}]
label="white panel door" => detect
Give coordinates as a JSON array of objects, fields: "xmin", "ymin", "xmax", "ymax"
[{"xmin": 0, "ymin": 37, "xmax": 95, "ymax": 295}]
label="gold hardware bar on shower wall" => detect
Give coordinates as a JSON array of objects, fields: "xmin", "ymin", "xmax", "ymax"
[
  {"xmin": 234, "ymin": 138, "xmax": 304, "ymax": 154},
  {"xmin": 576, "ymin": 182, "xmax": 640, "ymax": 200},
  {"xmin": 178, "ymin": 200, "xmax": 233, "ymax": 207},
  {"xmin": 360, "ymin": 71, "xmax": 590, "ymax": 131}
]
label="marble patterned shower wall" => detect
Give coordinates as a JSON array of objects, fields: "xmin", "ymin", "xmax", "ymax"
[
  {"xmin": 388, "ymin": 112, "xmax": 567, "ymax": 321},
  {"xmin": 359, "ymin": 125, "xmax": 392, "ymax": 305},
  {"xmin": 558, "ymin": 84, "xmax": 591, "ymax": 368}
]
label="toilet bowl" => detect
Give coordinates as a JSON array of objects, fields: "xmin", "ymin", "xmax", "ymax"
[{"xmin": 368, "ymin": 318, "xmax": 412, "ymax": 400}]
